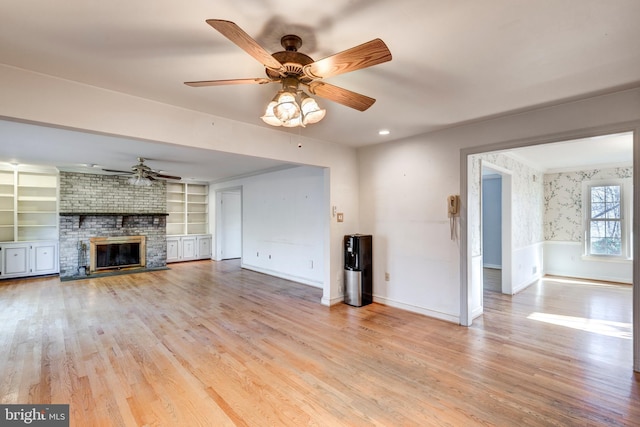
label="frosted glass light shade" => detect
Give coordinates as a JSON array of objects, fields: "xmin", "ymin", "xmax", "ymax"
[
  {"xmin": 261, "ymin": 100, "xmax": 282, "ymax": 126},
  {"xmin": 128, "ymin": 176, "xmax": 152, "ymax": 186},
  {"xmin": 273, "ymin": 91, "xmax": 300, "ymax": 122},
  {"xmin": 260, "ymin": 89, "xmax": 326, "ymax": 127},
  {"xmin": 301, "ymin": 95, "xmax": 326, "ymax": 125},
  {"xmin": 282, "ymin": 115, "xmax": 303, "ymax": 127}
]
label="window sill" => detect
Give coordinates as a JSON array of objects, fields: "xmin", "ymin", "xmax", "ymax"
[{"xmin": 581, "ymin": 255, "xmax": 632, "ymax": 264}]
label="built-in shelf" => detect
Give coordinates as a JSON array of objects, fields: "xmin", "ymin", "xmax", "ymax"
[
  {"xmin": 0, "ymin": 167, "xmax": 58, "ymax": 243},
  {"xmin": 166, "ymin": 183, "xmax": 208, "ymax": 235}
]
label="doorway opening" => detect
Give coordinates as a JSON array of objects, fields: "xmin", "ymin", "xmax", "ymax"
[
  {"xmin": 461, "ymin": 128, "xmax": 638, "ymax": 369},
  {"xmin": 481, "ymin": 162, "xmax": 513, "ymax": 300}
]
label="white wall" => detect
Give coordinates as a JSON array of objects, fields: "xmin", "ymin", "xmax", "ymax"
[
  {"xmin": 211, "ymin": 166, "xmax": 325, "ymax": 287},
  {"xmin": 545, "ymin": 241, "xmax": 632, "ymax": 283},
  {"xmin": 543, "ymin": 166, "xmax": 633, "ymax": 283},
  {"xmin": 358, "ymin": 137, "xmax": 462, "ymax": 322}
]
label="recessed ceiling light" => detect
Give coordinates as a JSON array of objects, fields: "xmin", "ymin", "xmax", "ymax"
[{"xmin": 378, "ymin": 129, "xmax": 390, "ymax": 136}]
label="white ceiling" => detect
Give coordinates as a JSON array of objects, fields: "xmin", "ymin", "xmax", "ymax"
[
  {"xmin": 505, "ymin": 132, "xmax": 633, "ymax": 173},
  {"xmin": 1, "ymin": 0, "xmax": 639, "ymax": 181}
]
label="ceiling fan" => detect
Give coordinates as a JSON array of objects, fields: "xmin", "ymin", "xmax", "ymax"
[
  {"xmin": 102, "ymin": 158, "xmax": 181, "ymax": 182},
  {"xmin": 185, "ymin": 19, "xmax": 392, "ymax": 127}
]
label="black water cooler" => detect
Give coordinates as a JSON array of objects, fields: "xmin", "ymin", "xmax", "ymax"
[{"xmin": 344, "ymin": 234, "xmax": 372, "ymax": 307}]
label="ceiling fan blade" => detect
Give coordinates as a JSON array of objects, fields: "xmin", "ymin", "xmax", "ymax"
[
  {"xmin": 303, "ymin": 38, "xmax": 392, "ymax": 79},
  {"xmin": 154, "ymin": 173, "xmax": 182, "ymax": 181},
  {"xmin": 206, "ymin": 19, "xmax": 285, "ymax": 74},
  {"xmin": 308, "ymin": 81, "xmax": 376, "ymax": 111},
  {"xmin": 102, "ymin": 168, "xmax": 133, "ymax": 174},
  {"xmin": 185, "ymin": 78, "xmax": 274, "ymax": 87}
]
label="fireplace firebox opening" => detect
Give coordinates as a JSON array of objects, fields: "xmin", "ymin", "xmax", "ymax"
[{"xmin": 89, "ymin": 236, "xmax": 146, "ymax": 273}]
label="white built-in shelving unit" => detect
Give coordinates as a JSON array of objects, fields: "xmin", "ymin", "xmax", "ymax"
[
  {"xmin": 186, "ymin": 184, "xmax": 208, "ymax": 235},
  {"xmin": 167, "ymin": 182, "xmax": 208, "ymax": 235},
  {"xmin": 0, "ymin": 169, "xmax": 15, "ymax": 242},
  {"xmin": 0, "ymin": 166, "xmax": 59, "ymax": 242},
  {"xmin": 16, "ymin": 170, "xmax": 58, "ymax": 241},
  {"xmin": 166, "ymin": 182, "xmax": 186, "ymax": 236},
  {"xmin": 0, "ymin": 165, "xmax": 59, "ymax": 278},
  {"xmin": 166, "ymin": 182, "xmax": 211, "ymax": 263}
]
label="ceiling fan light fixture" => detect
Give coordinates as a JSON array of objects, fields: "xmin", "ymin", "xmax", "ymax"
[
  {"xmin": 261, "ymin": 88, "xmax": 326, "ymax": 128},
  {"xmin": 127, "ymin": 175, "xmax": 153, "ymax": 186}
]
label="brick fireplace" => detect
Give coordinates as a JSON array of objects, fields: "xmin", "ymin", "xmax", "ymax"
[{"xmin": 58, "ymin": 172, "xmax": 167, "ymax": 279}]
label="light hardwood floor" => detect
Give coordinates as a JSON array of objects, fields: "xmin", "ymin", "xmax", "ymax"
[{"xmin": 0, "ymin": 260, "xmax": 638, "ymax": 426}]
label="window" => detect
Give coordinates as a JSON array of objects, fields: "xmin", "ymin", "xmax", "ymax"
[
  {"xmin": 584, "ymin": 179, "xmax": 632, "ymax": 259},
  {"xmin": 587, "ymin": 184, "xmax": 622, "ymax": 256}
]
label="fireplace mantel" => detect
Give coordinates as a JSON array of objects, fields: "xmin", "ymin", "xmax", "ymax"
[
  {"xmin": 59, "ymin": 212, "xmax": 168, "ymax": 216},
  {"xmin": 59, "ymin": 212, "xmax": 168, "ymax": 229}
]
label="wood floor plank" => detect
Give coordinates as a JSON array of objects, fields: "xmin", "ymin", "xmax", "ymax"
[{"xmin": 0, "ymin": 261, "xmax": 638, "ymax": 426}]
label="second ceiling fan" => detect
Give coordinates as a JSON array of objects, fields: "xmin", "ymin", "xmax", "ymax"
[{"xmin": 185, "ymin": 19, "xmax": 392, "ymax": 127}]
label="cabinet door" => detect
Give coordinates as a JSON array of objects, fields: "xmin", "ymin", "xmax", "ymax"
[
  {"xmin": 167, "ymin": 237, "xmax": 181, "ymax": 263},
  {"xmin": 181, "ymin": 236, "xmax": 197, "ymax": 260},
  {"xmin": 3, "ymin": 245, "xmax": 29, "ymax": 276},
  {"xmin": 197, "ymin": 236, "xmax": 212, "ymax": 259},
  {"xmin": 32, "ymin": 242, "xmax": 58, "ymax": 275}
]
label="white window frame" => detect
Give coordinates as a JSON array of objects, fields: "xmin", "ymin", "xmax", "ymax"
[{"xmin": 583, "ymin": 178, "xmax": 632, "ymax": 260}]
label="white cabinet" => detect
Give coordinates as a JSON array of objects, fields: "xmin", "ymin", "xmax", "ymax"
[
  {"xmin": 166, "ymin": 236, "xmax": 181, "ymax": 263},
  {"xmin": 166, "ymin": 234, "xmax": 212, "ymax": 263},
  {"xmin": 181, "ymin": 236, "xmax": 197, "ymax": 261},
  {"xmin": 197, "ymin": 235, "xmax": 212, "ymax": 259},
  {"xmin": 3, "ymin": 244, "xmax": 29, "ymax": 276},
  {"xmin": 32, "ymin": 242, "xmax": 58, "ymax": 275},
  {"xmin": 0, "ymin": 241, "xmax": 58, "ymax": 279}
]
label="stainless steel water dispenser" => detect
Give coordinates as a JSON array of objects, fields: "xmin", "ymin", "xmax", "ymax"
[{"xmin": 344, "ymin": 234, "xmax": 372, "ymax": 307}]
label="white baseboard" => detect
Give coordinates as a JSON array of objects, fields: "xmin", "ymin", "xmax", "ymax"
[
  {"xmin": 471, "ymin": 306, "xmax": 483, "ymax": 319},
  {"xmin": 512, "ymin": 275, "xmax": 540, "ymax": 294},
  {"xmin": 240, "ymin": 264, "xmax": 323, "ymax": 288},
  {"xmin": 374, "ymin": 295, "xmax": 459, "ymax": 324},
  {"xmin": 321, "ymin": 295, "xmax": 344, "ymax": 306}
]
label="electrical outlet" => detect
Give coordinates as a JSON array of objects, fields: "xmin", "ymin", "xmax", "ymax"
[
  {"xmin": 385, "ymin": 272, "xmax": 390, "ymax": 281},
  {"xmin": 337, "ymin": 213, "xmax": 344, "ymax": 222}
]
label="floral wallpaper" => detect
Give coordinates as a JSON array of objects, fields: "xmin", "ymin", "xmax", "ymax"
[
  {"xmin": 469, "ymin": 152, "xmax": 545, "ymax": 257},
  {"xmin": 544, "ymin": 166, "xmax": 633, "ymax": 241}
]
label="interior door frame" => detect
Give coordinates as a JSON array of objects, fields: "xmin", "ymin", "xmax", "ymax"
[{"xmin": 459, "ymin": 121, "xmax": 640, "ymax": 371}]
